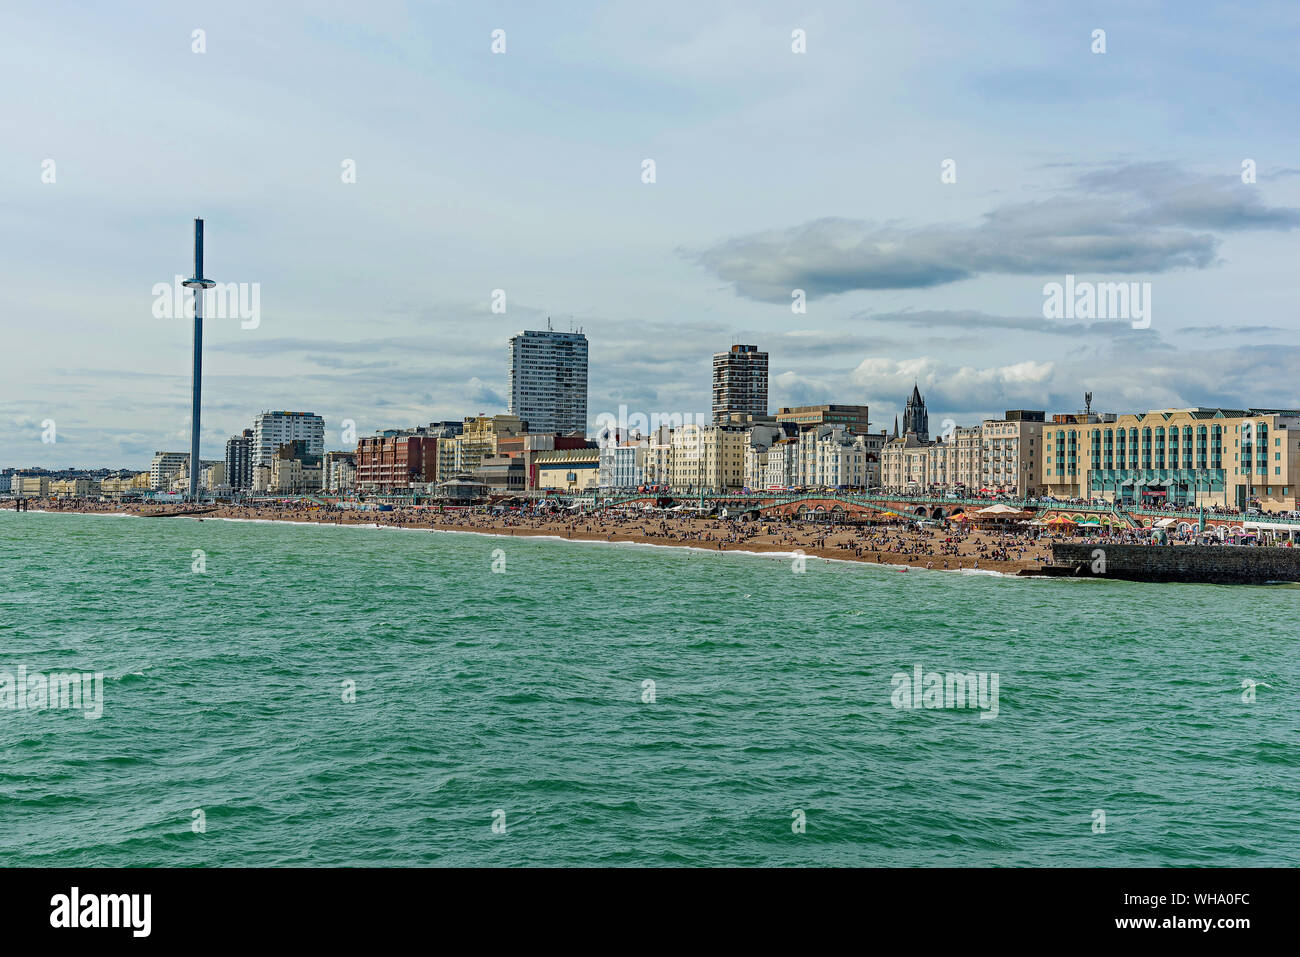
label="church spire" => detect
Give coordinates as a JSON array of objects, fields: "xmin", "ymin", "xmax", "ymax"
[{"xmin": 902, "ymin": 383, "xmax": 929, "ymax": 442}]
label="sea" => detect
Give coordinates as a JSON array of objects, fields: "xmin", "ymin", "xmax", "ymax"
[{"xmin": 1, "ymin": 509, "xmax": 1296, "ymax": 866}]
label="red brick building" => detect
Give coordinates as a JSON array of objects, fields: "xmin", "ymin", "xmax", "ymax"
[{"xmin": 355, "ymin": 435, "xmax": 439, "ymax": 491}]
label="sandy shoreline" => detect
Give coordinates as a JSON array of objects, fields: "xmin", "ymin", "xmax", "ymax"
[{"xmin": 12, "ymin": 502, "xmax": 1064, "ymax": 576}]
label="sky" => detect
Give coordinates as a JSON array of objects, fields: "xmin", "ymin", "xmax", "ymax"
[{"xmin": 3, "ymin": 0, "xmax": 1300, "ymax": 469}]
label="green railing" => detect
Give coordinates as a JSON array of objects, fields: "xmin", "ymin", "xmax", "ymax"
[{"xmin": 599, "ymin": 490, "xmax": 1300, "ymax": 526}]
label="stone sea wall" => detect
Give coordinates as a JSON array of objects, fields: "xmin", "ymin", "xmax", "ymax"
[{"xmin": 1049, "ymin": 543, "xmax": 1300, "ymax": 585}]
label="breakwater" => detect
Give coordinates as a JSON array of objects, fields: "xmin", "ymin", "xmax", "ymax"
[{"xmin": 1049, "ymin": 542, "xmax": 1300, "ymax": 585}]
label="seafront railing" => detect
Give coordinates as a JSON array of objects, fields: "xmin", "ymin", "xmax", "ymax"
[{"xmin": 598, "ymin": 490, "xmax": 1300, "ymax": 526}]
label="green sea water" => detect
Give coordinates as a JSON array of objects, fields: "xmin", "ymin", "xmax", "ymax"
[{"xmin": 0, "ymin": 510, "xmax": 1296, "ymax": 866}]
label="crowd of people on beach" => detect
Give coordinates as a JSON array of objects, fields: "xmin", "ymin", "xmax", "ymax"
[
  {"xmin": 3, "ymin": 496, "xmax": 1098, "ymax": 573},
  {"xmin": 8, "ymin": 493, "xmax": 1290, "ymax": 572}
]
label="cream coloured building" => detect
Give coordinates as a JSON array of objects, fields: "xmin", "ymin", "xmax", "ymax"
[
  {"xmin": 1039, "ymin": 407, "xmax": 1300, "ymax": 512},
  {"xmin": 668, "ymin": 424, "xmax": 747, "ymax": 492},
  {"xmin": 640, "ymin": 441, "xmax": 672, "ymax": 489},
  {"xmin": 880, "ymin": 426, "xmax": 982, "ymax": 492},
  {"xmin": 49, "ymin": 478, "xmax": 99, "ymax": 497},
  {"xmin": 13, "ymin": 475, "xmax": 50, "ymax": 497},
  {"xmin": 797, "ymin": 426, "xmax": 874, "ymax": 489},
  {"xmin": 980, "ymin": 411, "xmax": 1046, "ymax": 496},
  {"xmin": 535, "ymin": 448, "xmax": 600, "ymax": 492},
  {"xmin": 437, "ymin": 414, "xmax": 524, "ymax": 482},
  {"xmin": 760, "ymin": 436, "xmax": 799, "ymax": 490}
]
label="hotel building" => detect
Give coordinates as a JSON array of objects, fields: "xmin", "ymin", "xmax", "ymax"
[
  {"xmin": 1039, "ymin": 407, "xmax": 1300, "ymax": 512},
  {"xmin": 980, "ymin": 410, "xmax": 1046, "ymax": 497}
]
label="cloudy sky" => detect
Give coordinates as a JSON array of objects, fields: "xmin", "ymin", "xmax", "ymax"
[{"xmin": 4, "ymin": 0, "xmax": 1299, "ymax": 468}]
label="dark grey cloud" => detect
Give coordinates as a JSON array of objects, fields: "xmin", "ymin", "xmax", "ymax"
[
  {"xmin": 847, "ymin": 341, "xmax": 1300, "ymax": 430},
  {"xmin": 691, "ymin": 164, "xmax": 1300, "ymax": 302},
  {"xmin": 855, "ymin": 309, "xmax": 1150, "ymax": 338},
  {"xmin": 1078, "ymin": 162, "xmax": 1300, "ymax": 231}
]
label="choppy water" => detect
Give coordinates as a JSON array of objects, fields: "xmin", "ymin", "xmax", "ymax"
[{"xmin": 0, "ymin": 510, "xmax": 1296, "ymax": 866}]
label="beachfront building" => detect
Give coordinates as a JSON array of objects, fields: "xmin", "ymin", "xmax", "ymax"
[
  {"xmin": 251, "ymin": 411, "xmax": 324, "ymax": 469},
  {"xmin": 980, "ymin": 411, "xmax": 1046, "ymax": 497},
  {"xmin": 880, "ymin": 426, "xmax": 982, "ymax": 493},
  {"xmin": 201, "ymin": 462, "xmax": 225, "ymax": 492},
  {"xmin": 436, "ymin": 415, "xmax": 524, "ymax": 483},
  {"xmin": 507, "ymin": 329, "xmax": 588, "ymax": 435},
  {"xmin": 100, "ymin": 473, "xmax": 150, "ymax": 498},
  {"xmin": 598, "ymin": 441, "xmax": 646, "ymax": 490},
  {"xmin": 252, "ymin": 464, "xmax": 271, "ymax": 493},
  {"xmin": 534, "ymin": 448, "xmax": 599, "ymax": 492},
  {"xmin": 13, "ymin": 475, "xmax": 50, "ymax": 497},
  {"xmin": 225, "ymin": 429, "xmax": 253, "ymax": 491},
  {"xmin": 743, "ymin": 423, "xmax": 799, "ymax": 491},
  {"xmin": 168, "ymin": 459, "xmax": 223, "ymax": 493},
  {"xmin": 268, "ymin": 442, "xmax": 322, "ymax": 494},
  {"xmin": 668, "ymin": 424, "xmax": 748, "ymax": 492},
  {"xmin": 640, "ymin": 439, "xmax": 672, "ymax": 489},
  {"xmin": 356, "ymin": 431, "xmax": 440, "ymax": 492},
  {"xmin": 475, "ymin": 455, "xmax": 526, "ymax": 494},
  {"xmin": 712, "ymin": 344, "xmax": 768, "ymax": 425},
  {"xmin": 761, "ymin": 436, "xmax": 799, "ymax": 490},
  {"xmin": 322, "ymin": 451, "xmax": 356, "ymax": 493},
  {"xmin": 49, "ymin": 477, "xmax": 99, "ymax": 497},
  {"xmin": 858, "ymin": 431, "xmax": 887, "ymax": 489},
  {"xmin": 495, "ymin": 431, "xmax": 592, "ymax": 492},
  {"xmin": 798, "ymin": 426, "xmax": 873, "ymax": 489},
  {"xmin": 1038, "ymin": 407, "xmax": 1300, "ymax": 512},
  {"xmin": 149, "ymin": 451, "xmax": 190, "ymax": 490}
]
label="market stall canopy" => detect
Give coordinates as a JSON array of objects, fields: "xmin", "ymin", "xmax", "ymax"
[{"xmin": 977, "ymin": 503, "xmax": 1022, "ymax": 515}]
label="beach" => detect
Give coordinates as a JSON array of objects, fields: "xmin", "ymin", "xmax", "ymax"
[{"xmin": 16, "ymin": 498, "xmax": 1064, "ymax": 575}]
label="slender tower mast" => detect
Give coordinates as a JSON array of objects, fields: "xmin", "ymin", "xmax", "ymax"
[{"xmin": 182, "ymin": 219, "xmax": 215, "ymax": 501}]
